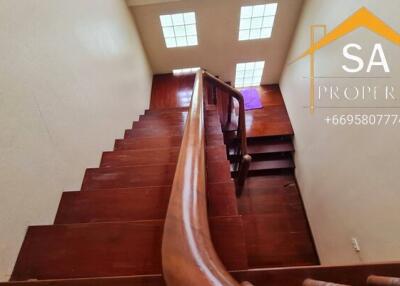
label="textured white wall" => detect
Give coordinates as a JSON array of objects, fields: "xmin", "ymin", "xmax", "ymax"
[
  {"xmin": 280, "ymin": 0, "xmax": 400, "ymax": 265},
  {"xmin": 0, "ymin": 0, "xmax": 152, "ymax": 280}
]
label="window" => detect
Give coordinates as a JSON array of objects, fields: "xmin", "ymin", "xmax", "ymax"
[
  {"xmin": 172, "ymin": 67, "xmax": 200, "ymax": 75},
  {"xmin": 235, "ymin": 61, "xmax": 265, "ymax": 88},
  {"xmin": 238, "ymin": 3, "xmax": 278, "ymax": 41},
  {"xmin": 160, "ymin": 12, "xmax": 198, "ymax": 48}
]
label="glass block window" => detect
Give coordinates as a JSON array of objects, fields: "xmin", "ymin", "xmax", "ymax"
[
  {"xmin": 235, "ymin": 61, "xmax": 265, "ymax": 88},
  {"xmin": 160, "ymin": 12, "xmax": 198, "ymax": 48},
  {"xmin": 238, "ymin": 3, "xmax": 278, "ymax": 41}
]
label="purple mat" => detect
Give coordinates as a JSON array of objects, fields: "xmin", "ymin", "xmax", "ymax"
[{"xmin": 241, "ymin": 88, "xmax": 263, "ymax": 110}]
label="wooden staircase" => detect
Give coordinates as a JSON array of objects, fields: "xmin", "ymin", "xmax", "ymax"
[{"xmin": 2, "ymin": 71, "xmax": 400, "ymax": 286}]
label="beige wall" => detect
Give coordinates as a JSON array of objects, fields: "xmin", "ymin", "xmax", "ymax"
[
  {"xmin": 280, "ymin": 0, "xmax": 400, "ymax": 264},
  {"xmin": 0, "ymin": 0, "xmax": 152, "ymax": 280},
  {"xmin": 130, "ymin": 0, "xmax": 303, "ymax": 84}
]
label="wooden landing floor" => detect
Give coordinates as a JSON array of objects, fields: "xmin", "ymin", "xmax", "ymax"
[
  {"xmin": 151, "ymin": 74, "xmax": 293, "ymax": 137},
  {"xmin": 243, "ymin": 85, "xmax": 294, "ymax": 138}
]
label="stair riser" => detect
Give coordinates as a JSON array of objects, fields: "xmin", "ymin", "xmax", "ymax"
[
  {"xmin": 124, "ymin": 126, "xmax": 222, "ymax": 138},
  {"xmin": 114, "ymin": 133, "xmax": 224, "ymax": 150},
  {"xmin": 55, "ymin": 181, "xmax": 237, "ymax": 224},
  {"xmin": 11, "ymin": 217, "xmax": 247, "ymax": 281},
  {"xmin": 102, "ymin": 146, "xmax": 227, "ymax": 168},
  {"xmin": 229, "ymin": 152, "xmax": 293, "ymax": 163},
  {"xmin": 81, "ymin": 165, "xmax": 177, "ymax": 191}
]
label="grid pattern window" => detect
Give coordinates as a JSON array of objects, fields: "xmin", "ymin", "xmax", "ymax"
[
  {"xmin": 238, "ymin": 3, "xmax": 278, "ymax": 41},
  {"xmin": 172, "ymin": 67, "xmax": 200, "ymax": 75},
  {"xmin": 160, "ymin": 12, "xmax": 198, "ymax": 48},
  {"xmin": 235, "ymin": 61, "xmax": 265, "ymax": 88}
]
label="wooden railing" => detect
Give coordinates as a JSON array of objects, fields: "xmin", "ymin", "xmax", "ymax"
[
  {"xmin": 162, "ymin": 70, "xmax": 251, "ymax": 286},
  {"xmin": 203, "ymin": 71, "xmax": 251, "ymax": 196}
]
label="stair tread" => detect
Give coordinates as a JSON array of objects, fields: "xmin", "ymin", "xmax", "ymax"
[
  {"xmin": 81, "ymin": 164, "xmax": 177, "ymax": 191},
  {"xmin": 83, "ymin": 160, "xmax": 231, "ymax": 191},
  {"xmin": 115, "ymin": 133, "xmax": 224, "ymax": 151},
  {"xmin": 1, "ymin": 275, "xmax": 165, "ymax": 286},
  {"xmin": 247, "ymin": 141, "xmax": 294, "ymax": 155},
  {"xmin": 249, "ymin": 159, "xmax": 294, "ymax": 171},
  {"xmin": 144, "ymin": 107, "xmax": 189, "ymax": 115},
  {"xmin": 11, "ymin": 217, "xmax": 248, "ymax": 281},
  {"xmin": 102, "ymin": 145, "xmax": 226, "ymax": 168},
  {"xmin": 124, "ymin": 125, "xmax": 222, "ymax": 138},
  {"xmin": 242, "ymin": 214, "xmax": 319, "ymax": 268},
  {"xmin": 114, "ymin": 136, "xmax": 182, "ymax": 150},
  {"xmin": 55, "ymin": 180, "xmax": 237, "ymax": 224},
  {"xmin": 135, "ymin": 117, "xmax": 219, "ymax": 128}
]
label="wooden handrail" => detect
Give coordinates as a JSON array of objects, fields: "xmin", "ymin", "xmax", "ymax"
[
  {"xmin": 203, "ymin": 70, "xmax": 251, "ymax": 196},
  {"xmin": 368, "ymin": 275, "xmax": 400, "ymax": 285},
  {"xmin": 162, "ymin": 70, "xmax": 251, "ymax": 286},
  {"xmin": 303, "ymin": 278, "xmax": 351, "ymax": 286}
]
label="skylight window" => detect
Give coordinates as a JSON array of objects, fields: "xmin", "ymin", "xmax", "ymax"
[
  {"xmin": 235, "ymin": 61, "xmax": 265, "ymax": 88},
  {"xmin": 172, "ymin": 67, "xmax": 200, "ymax": 75},
  {"xmin": 160, "ymin": 12, "xmax": 198, "ymax": 48},
  {"xmin": 238, "ymin": 3, "xmax": 278, "ymax": 41}
]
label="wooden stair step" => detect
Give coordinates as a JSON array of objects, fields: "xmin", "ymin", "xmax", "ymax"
[
  {"xmin": 144, "ymin": 107, "xmax": 189, "ymax": 115},
  {"xmin": 242, "ymin": 214, "xmax": 319, "ymax": 268},
  {"xmin": 247, "ymin": 141, "xmax": 294, "ymax": 155},
  {"xmin": 231, "ymin": 159, "xmax": 295, "ymax": 176},
  {"xmin": 237, "ymin": 176, "xmax": 302, "ymax": 216},
  {"xmin": 136, "ymin": 117, "xmax": 220, "ymax": 128},
  {"xmin": 101, "ymin": 147, "xmax": 180, "ymax": 168},
  {"xmin": 247, "ymin": 121, "xmax": 294, "ymax": 138},
  {"xmin": 11, "ymin": 216, "xmax": 248, "ymax": 281},
  {"xmin": 81, "ymin": 164, "xmax": 177, "ymax": 191},
  {"xmin": 140, "ymin": 112, "xmax": 219, "ymax": 123},
  {"xmin": 102, "ymin": 145, "xmax": 227, "ymax": 168},
  {"xmin": 249, "ymin": 159, "xmax": 295, "ymax": 171},
  {"xmin": 55, "ymin": 180, "xmax": 237, "ymax": 224},
  {"xmin": 0, "ymin": 275, "xmax": 165, "ymax": 286},
  {"xmin": 139, "ymin": 112, "xmax": 188, "ymax": 122},
  {"xmin": 114, "ymin": 136, "xmax": 182, "ymax": 151},
  {"xmin": 124, "ymin": 125, "xmax": 222, "ymax": 138},
  {"xmin": 11, "ymin": 221, "xmax": 165, "ymax": 280},
  {"xmin": 54, "ymin": 186, "xmax": 171, "ymax": 224},
  {"xmin": 114, "ymin": 133, "xmax": 224, "ymax": 151},
  {"xmin": 82, "ymin": 160, "xmax": 231, "ymax": 191}
]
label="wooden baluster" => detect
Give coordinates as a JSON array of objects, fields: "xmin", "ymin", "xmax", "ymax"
[
  {"xmin": 303, "ymin": 278, "xmax": 351, "ymax": 286},
  {"xmin": 202, "ymin": 71, "xmax": 251, "ymax": 197},
  {"xmin": 235, "ymin": 154, "xmax": 251, "ymax": 196},
  {"xmin": 368, "ymin": 275, "xmax": 400, "ymax": 286}
]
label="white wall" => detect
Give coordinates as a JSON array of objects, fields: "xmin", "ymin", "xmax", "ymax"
[
  {"xmin": 280, "ymin": 0, "xmax": 400, "ymax": 265},
  {"xmin": 0, "ymin": 0, "xmax": 152, "ymax": 280}
]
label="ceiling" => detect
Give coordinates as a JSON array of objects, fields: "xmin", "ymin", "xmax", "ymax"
[{"xmin": 129, "ymin": 0, "xmax": 304, "ymax": 84}]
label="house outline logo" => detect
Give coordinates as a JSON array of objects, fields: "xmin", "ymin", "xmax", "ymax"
[{"xmin": 289, "ymin": 7, "xmax": 400, "ymax": 113}]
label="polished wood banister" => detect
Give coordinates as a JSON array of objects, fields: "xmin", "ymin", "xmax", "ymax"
[
  {"xmin": 368, "ymin": 275, "xmax": 400, "ymax": 285},
  {"xmin": 162, "ymin": 70, "xmax": 251, "ymax": 286}
]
